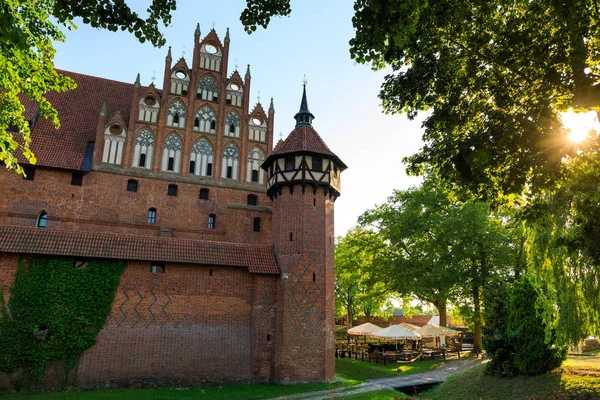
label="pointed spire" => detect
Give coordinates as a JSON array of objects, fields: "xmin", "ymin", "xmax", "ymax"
[
  {"xmin": 166, "ymin": 46, "xmax": 172, "ymax": 61},
  {"xmin": 269, "ymin": 97, "xmax": 275, "ymax": 114},
  {"xmin": 245, "ymin": 64, "xmax": 251, "ymax": 79},
  {"xmin": 134, "ymin": 73, "xmax": 141, "ymax": 87},
  {"xmin": 294, "ymin": 82, "xmax": 315, "ymax": 127},
  {"xmin": 225, "ymin": 27, "xmax": 230, "ymax": 41},
  {"xmin": 195, "ymin": 23, "xmax": 200, "ymax": 37},
  {"xmin": 100, "ymin": 100, "xmax": 107, "ymax": 116}
]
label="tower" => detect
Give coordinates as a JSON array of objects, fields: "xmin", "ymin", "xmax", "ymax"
[{"xmin": 262, "ymin": 85, "xmax": 347, "ymax": 382}]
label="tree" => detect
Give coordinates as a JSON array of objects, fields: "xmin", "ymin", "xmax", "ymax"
[
  {"xmin": 334, "ymin": 227, "xmax": 389, "ymax": 327},
  {"xmin": 1, "ymin": 0, "xmax": 176, "ymax": 174}
]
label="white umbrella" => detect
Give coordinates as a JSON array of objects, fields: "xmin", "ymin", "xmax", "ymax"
[
  {"xmin": 415, "ymin": 324, "xmax": 460, "ymax": 336},
  {"xmin": 370, "ymin": 325, "xmax": 422, "ymax": 351},
  {"xmin": 398, "ymin": 322, "xmax": 420, "ymax": 331},
  {"xmin": 347, "ymin": 322, "xmax": 382, "ymax": 336}
]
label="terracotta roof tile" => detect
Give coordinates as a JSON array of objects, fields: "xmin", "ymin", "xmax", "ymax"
[
  {"xmin": 0, "ymin": 226, "xmax": 279, "ymax": 275},
  {"xmin": 19, "ymin": 70, "xmax": 135, "ymax": 170}
]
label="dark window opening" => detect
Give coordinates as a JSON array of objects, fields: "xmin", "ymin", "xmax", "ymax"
[
  {"xmin": 289, "ymin": 232, "xmax": 293, "ymax": 241},
  {"xmin": 73, "ymin": 259, "xmax": 88, "ymax": 269},
  {"xmin": 208, "ymin": 214, "xmax": 216, "ymax": 229},
  {"xmin": 194, "ymin": 117, "xmax": 200, "ymax": 127},
  {"xmin": 253, "ymin": 217, "xmax": 261, "ymax": 232},
  {"xmin": 210, "ymin": 120, "xmax": 216, "ymax": 130},
  {"xmin": 148, "ymin": 208, "xmax": 157, "ymax": 224},
  {"xmin": 167, "ymin": 184, "xmax": 178, "ymax": 197},
  {"xmin": 251, "ymin": 169, "xmax": 259, "ymax": 182},
  {"xmin": 127, "ymin": 179, "xmax": 138, "ymax": 192},
  {"xmin": 173, "ymin": 113, "xmax": 180, "ymax": 125},
  {"xmin": 313, "ymin": 198, "xmax": 316, "ymax": 207},
  {"xmin": 151, "ymin": 263, "xmax": 165, "ymax": 273},
  {"xmin": 182, "ymin": 89, "xmax": 188, "ymax": 96},
  {"xmin": 196, "ymin": 92, "xmax": 202, "ymax": 100},
  {"xmin": 226, "ymin": 98, "xmax": 232, "ymax": 105},
  {"xmin": 167, "ymin": 157, "xmax": 175, "ymax": 171},
  {"xmin": 139, "ymin": 153, "xmax": 147, "ymax": 168},
  {"xmin": 209, "ymin": 269, "xmax": 213, "ymax": 276},
  {"xmin": 199, "ymin": 188, "xmax": 209, "ymax": 200},
  {"xmin": 313, "ymin": 157, "xmax": 323, "ymax": 172},
  {"xmin": 206, "ymin": 163, "xmax": 213, "ymax": 176},
  {"xmin": 313, "ymin": 273, "xmax": 316, "ymax": 282},
  {"xmin": 226, "ymin": 166, "xmax": 233, "ymax": 179},
  {"xmin": 71, "ymin": 172, "xmax": 83, "ymax": 186},
  {"xmin": 267, "ymin": 334, "xmax": 271, "ymax": 341},
  {"xmin": 247, "ymin": 194, "xmax": 257, "ymax": 206},
  {"xmin": 189, "ymin": 160, "xmax": 196, "ymax": 174},
  {"xmin": 285, "ymin": 157, "xmax": 295, "ymax": 171},
  {"xmin": 212, "ymin": 95, "xmax": 218, "ymax": 102},
  {"xmin": 23, "ymin": 166, "xmax": 35, "ymax": 181},
  {"xmin": 229, "ymin": 124, "xmax": 236, "ymax": 134},
  {"xmin": 37, "ymin": 212, "xmax": 48, "ymax": 228}
]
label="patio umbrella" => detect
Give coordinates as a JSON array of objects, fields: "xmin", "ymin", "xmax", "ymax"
[
  {"xmin": 398, "ymin": 322, "xmax": 420, "ymax": 331},
  {"xmin": 347, "ymin": 322, "xmax": 382, "ymax": 336},
  {"xmin": 370, "ymin": 325, "xmax": 422, "ymax": 351},
  {"xmin": 415, "ymin": 324, "xmax": 460, "ymax": 336}
]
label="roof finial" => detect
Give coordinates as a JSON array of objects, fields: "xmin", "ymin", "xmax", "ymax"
[
  {"xmin": 235, "ymin": 59, "xmax": 239, "ymax": 71},
  {"xmin": 100, "ymin": 100, "xmax": 107, "ymax": 116},
  {"xmin": 166, "ymin": 46, "xmax": 172, "ymax": 61},
  {"xmin": 212, "ymin": 21, "xmax": 216, "ymax": 29},
  {"xmin": 134, "ymin": 73, "xmax": 141, "ymax": 87},
  {"xmin": 225, "ymin": 27, "xmax": 230, "ymax": 41},
  {"xmin": 151, "ymin": 71, "xmax": 156, "ymax": 85},
  {"xmin": 303, "ymin": 73, "xmax": 308, "ymax": 86},
  {"xmin": 269, "ymin": 97, "xmax": 275, "ymax": 113},
  {"xmin": 181, "ymin": 46, "xmax": 186, "ymax": 59},
  {"xmin": 257, "ymin": 91, "xmax": 261, "ymax": 104},
  {"xmin": 245, "ymin": 64, "xmax": 251, "ymax": 79},
  {"xmin": 195, "ymin": 23, "xmax": 200, "ymax": 36},
  {"xmin": 279, "ymin": 127, "xmax": 283, "ymax": 141},
  {"xmin": 294, "ymin": 78, "xmax": 315, "ymax": 127}
]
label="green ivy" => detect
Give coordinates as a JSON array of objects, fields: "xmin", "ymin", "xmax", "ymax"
[{"xmin": 0, "ymin": 257, "xmax": 125, "ymax": 389}]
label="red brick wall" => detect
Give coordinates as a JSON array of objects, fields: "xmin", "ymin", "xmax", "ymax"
[
  {"xmin": 272, "ymin": 187, "xmax": 336, "ymax": 383},
  {"xmin": 0, "ymin": 167, "xmax": 271, "ymax": 243}
]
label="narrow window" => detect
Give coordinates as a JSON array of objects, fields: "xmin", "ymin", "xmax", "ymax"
[
  {"xmin": 199, "ymin": 188, "xmax": 209, "ymax": 200},
  {"xmin": 167, "ymin": 157, "xmax": 175, "ymax": 171},
  {"xmin": 71, "ymin": 172, "xmax": 83, "ymax": 186},
  {"xmin": 182, "ymin": 88, "xmax": 188, "ymax": 96},
  {"xmin": 206, "ymin": 163, "xmax": 213, "ymax": 176},
  {"xmin": 226, "ymin": 166, "xmax": 233, "ymax": 179},
  {"xmin": 189, "ymin": 160, "xmax": 196, "ymax": 174},
  {"xmin": 229, "ymin": 124, "xmax": 235, "ymax": 134},
  {"xmin": 285, "ymin": 157, "xmax": 295, "ymax": 171},
  {"xmin": 247, "ymin": 194, "xmax": 257, "ymax": 206},
  {"xmin": 313, "ymin": 273, "xmax": 316, "ymax": 282},
  {"xmin": 210, "ymin": 120, "xmax": 216, "ymax": 131},
  {"xmin": 251, "ymin": 169, "xmax": 259, "ymax": 182},
  {"xmin": 209, "ymin": 269, "xmax": 213, "ymax": 276},
  {"xmin": 167, "ymin": 184, "xmax": 178, "ymax": 197},
  {"xmin": 313, "ymin": 198, "xmax": 316, "ymax": 207},
  {"xmin": 173, "ymin": 113, "xmax": 180, "ymax": 125},
  {"xmin": 194, "ymin": 117, "xmax": 200, "ymax": 128},
  {"xmin": 212, "ymin": 95, "xmax": 218, "ymax": 102},
  {"xmin": 23, "ymin": 166, "xmax": 35, "ymax": 181},
  {"xmin": 289, "ymin": 232, "xmax": 293, "ymax": 241},
  {"xmin": 208, "ymin": 214, "xmax": 216, "ymax": 229},
  {"xmin": 226, "ymin": 98, "xmax": 232, "ymax": 105},
  {"xmin": 139, "ymin": 153, "xmax": 147, "ymax": 168},
  {"xmin": 37, "ymin": 211, "xmax": 48, "ymax": 228},
  {"xmin": 148, "ymin": 208, "xmax": 157, "ymax": 224},
  {"xmin": 267, "ymin": 334, "xmax": 271, "ymax": 341},
  {"xmin": 313, "ymin": 157, "xmax": 323, "ymax": 172},
  {"xmin": 253, "ymin": 217, "xmax": 261, "ymax": 232},
  {"xmin": 127, "ymin": 179, "xmax": 138, "ymax": 192},
  {"xmin": 151, "ymin": 263, "xmax": 165, "ymax": 273}
]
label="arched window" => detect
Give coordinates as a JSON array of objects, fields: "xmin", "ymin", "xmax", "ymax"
[
  {"xmin": 221, "ymin": 142, "xmax": 240, "ymax": 180},
  {"xmin": 246, "ymin": 147, "xmax": 266, "ymax": 184},
  {"xmin": 208, "ymin": 214, "xmax": 216, "ymax": 229},
  {"xmin": 148, "ymin": 208, "xmax": 157, "ymax": 224},
  {"xmin": 102, "ymin": 123, "xmax": 126, "ymax": 165},
  {"xmin": 253, "ymin": 217, "xmax": 261, "ymax": 232},
  {"xmin": 138, "ymin": 95, "xmax": 159, "ymax": 123},
  {"xmin": 127, "ymin": 179, "xmax": 138, "ymax": 192},
  {"xmin": 226, "ymin": 82, "xmax": 243, "ymax": 107},
  {"xmin": 193, "ymin": 105, "xmax": 216, "ymax": 134},
  {"xmin": 247, "ymin": 194, "xmax": 257, "ymax": 206},
  {"xmin": 189, "ymin": 138, "xmax": 214, "ymax": 176},
  {"xmin": 249, "ymin": 114, "xmax": 267, "ymax": 142},
  {"xmin": 133, "ymin": 129, "xmax": 154, "ymax": 169},
  {"xmin": 161, "ymin": 134, "xmax": 182, "ymax": 173},
  {"xmin": 170, "ymin": 70, "xmax": 189, "ymax": 95},
  {"xmin": 199, "ymin": 188, "xmax": 209, "ymax": 200},
  {"xmin": 197, "ymin": 75, "xmax": 219, "ymax": 102},
  {"xmin": 167, "ymin": 100, "xmax": 186, "ymax": 128},
  {"xmin": 199, "ymin": 44, "xmax": 222, "ymax": 72},
  {"xmin": 37, "ymin": 211, "xmax": 48, "ymax": 228},
  {"xmin": 224, "ymin": 111, "xmax": 241, "ymax": 138}
]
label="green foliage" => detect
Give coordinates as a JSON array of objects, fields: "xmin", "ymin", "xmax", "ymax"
[
  {"xmin": 507, "ymin": 275, "xmax": 567, "ymax": 376},
  {"xmin": 240, "ymin": 0, "xmax": 291, "ymax": 33},
  {"xmin": 0, "ymin": 257, "xmax": 125, "ymax": 388}
]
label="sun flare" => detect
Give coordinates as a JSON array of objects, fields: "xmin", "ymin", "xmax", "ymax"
[{"xmin": 561, "ymin": 109, "xmax": 600, "ymax": 143}]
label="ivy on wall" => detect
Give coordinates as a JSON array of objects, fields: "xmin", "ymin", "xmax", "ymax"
[{"xmin": 0, "ymin": 257, "xmax": 125, "ymax": 388}]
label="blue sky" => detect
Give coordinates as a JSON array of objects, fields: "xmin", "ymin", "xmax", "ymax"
[{"xmin": 54, "ymin": 0, "xmax": 425, "ymax": 236}]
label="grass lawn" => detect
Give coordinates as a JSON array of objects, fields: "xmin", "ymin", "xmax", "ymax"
[
  {"xmin": 421, "ymin": 351, "xmax": 600, "ymax": 400},
  {"xmin": 335, "ymin": 357, "xmax": 446, "ymax": 382},
  {"xmin": 0, "ymin": 381, "xmax": 355, "ymax": 400}
]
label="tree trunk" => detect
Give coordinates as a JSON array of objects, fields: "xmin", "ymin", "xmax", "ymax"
[
  {"xmin": 473, "ymin": 285, "xmax": 482, "ymax": 353},
  {"xmin": 347, "ymin": 297, "xmax": 353, "ymax": 328},
  {"xmin": 433, "ymin": 298, "xmax": 447, "ymax": 327}
]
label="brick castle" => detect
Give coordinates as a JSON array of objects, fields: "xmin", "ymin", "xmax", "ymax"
[{"xmin": 0, "ymin": 26, "xmax": 346, "ymax": 388}]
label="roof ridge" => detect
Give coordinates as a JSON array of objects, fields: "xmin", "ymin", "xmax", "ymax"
[{"xmin": 56, "ymin": 69, "xmax": 135, "ymax": 87}]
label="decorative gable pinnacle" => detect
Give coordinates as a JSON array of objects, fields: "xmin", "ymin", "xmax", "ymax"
[
  {"xmin": 166, "ymin": 46, "xmax": 172, "ymax": 61},
  {"xmin": 99, "ymin": 100, "xmax": 107, "ymax": 116},
  {"xmin": 225, "ymin": 27, "xmax": 230, "ymax": 41},
  {"xmin": 269, "ymin": 97, "xmax": 275, "ymax": 114},
  {"xmin": 245, "ymin": 64, "xmax": 251, "ymax": 79},
  {"xmin": 134, "ymin": 73, "xmax": 141, "ymax": 87},
  {"xmin": 195, "ymin": 23, "xmax": 201, "ymax": 37}
]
